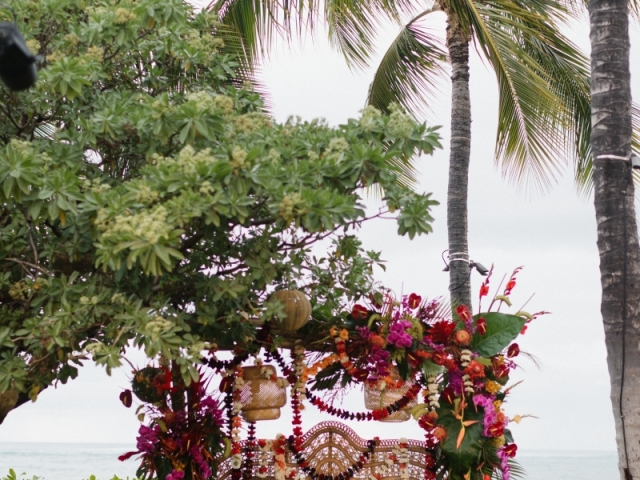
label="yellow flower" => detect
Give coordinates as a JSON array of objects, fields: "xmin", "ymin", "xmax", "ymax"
[
  {"xmin": 484, "ymin": 380, "xmax": 501, "ymax": 394},
  {"xmin": 329, "ymin": 326, "xmax": 338, "ymax": 337},
  {"xmin": 493, "ymin": 400, "xmax": 502, "ymax": 411},
  {"xmin": 339, "ymin": 329, "xmax": 349, "ymax": 341}
]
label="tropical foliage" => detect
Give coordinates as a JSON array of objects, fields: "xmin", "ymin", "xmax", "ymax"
[{"xmin": 0, "ymin": 0, "xmax": 441, "ymax": 421}]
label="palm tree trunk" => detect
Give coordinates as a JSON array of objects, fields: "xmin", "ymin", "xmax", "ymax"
[
  {"xmin": 446, "ymin": 21, "xmax": 472, "ymax": 309},
  {"xmin": 589, "ymin": 0, "xmax": 640, "ymax": 477}
]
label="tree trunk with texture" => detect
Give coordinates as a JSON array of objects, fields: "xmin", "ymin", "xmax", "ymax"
[
  {"xmin": 589, "ymin": 0, "xmax": 640, "ymax": 477},
  {"xmin": 446, "ymin": 22, "xmax": 472, "ymax": 309}
]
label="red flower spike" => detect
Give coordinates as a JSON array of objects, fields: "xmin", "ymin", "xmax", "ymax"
[
  {"xmin": 507, "ymin": 343, "xmax": 520, "ymax": 358},
  {"xmin": 408, "ymin": 293, "xmax": 422, "ymax": 309},
  {"xmin": 352, "ymin": 304, "xmax": 368, "ymax": 320},
  {"xmin": 118, "ymin": 451, "xmax": 137, "ymax": 462},
  {"xmin": 479, "ymin": 284, "xmax": 489, "ymax": 297}
]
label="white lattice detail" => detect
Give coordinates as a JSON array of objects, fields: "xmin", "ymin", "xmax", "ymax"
[{"xmin": 216, "ymin": 421, "xmax": 428, "ymax": 480}]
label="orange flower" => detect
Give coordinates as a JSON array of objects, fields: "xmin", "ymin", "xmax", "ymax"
[
  {"xmin": 369, "ymin": 334, "xmax": 386, "ymax": 348},
  {"xmin": 465, "ymin": 360, "xmax": 485, "ymax": 380},
  {"xmin": 432, "ymin": 426, "xmax": 447, "ymax": 442},
  {"xmin": 454, "ymin": 329, "xmax": 470, "ymax": 346},
  {"xmin": 339, "ymin": 329, "xmax": 349, "ymax": 341}
]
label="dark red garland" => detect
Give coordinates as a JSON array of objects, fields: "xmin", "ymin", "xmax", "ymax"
[
  {"xmin": 205, "ymin": 351, "xmax": 250, "ymax": 371},
  {"xmin": 287, "ymin": 434, "xmax": 378, "ymax": 480},
  {"xmin": 305, "ymin": 384, "xmax": 421, "ymax": 421},
  {"xmin": 265, "ymin": 349, "xmax": 296, "ymax": 382},
  {"xmin": 242, "ymin": 422, "xmax": 257, "ymax": 480}
]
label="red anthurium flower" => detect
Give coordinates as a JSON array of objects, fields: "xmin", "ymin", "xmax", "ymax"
[
  {"xmin": 351, "ymin": 304, "xmax": 368, "ymax": 320},
  {"xmin": 408, "ymin": 293, "xmax": 422, "ymax": 309},
  {"xmin": 476, "ymin": 317, "xmax": 487, "ymax": 335},
  {"xmin": 493, "ymin": 363, "xmax": 510, "ymax": 379},
  {"xmin": 119, "ymin": 389, "xmax": 132, "ymax": 408},
  {"xmin": 455, "ymin": 305, "xmax": 471, "ymax": 321},
  {"xmin": 432, "ymin": 351, "xmax": 447, "ymax": 366},
  {"xmin": 504, "ymin": 443, "xmax": 518, "ymax": 458},
  {"xmin": 487, "ymin": 421, "xmax": 505, "ymax": 437},
  {"xmin": 441, "ymin": 386, "xmax": 457, "ymax": 404},
  {"xmin": 219, "ymin": 376, "xmax": 233, "ymax": 393},
  {"xmin": 507, "ymin": 343, "xmax": 520, "ymax": 358},
  {"xmin": 352, "ymin": 369, "xmax": 369, "ymax": 382}
]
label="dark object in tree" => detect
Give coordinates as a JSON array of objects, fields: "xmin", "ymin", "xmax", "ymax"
[{"xmin": 0, "ymin": 21, "xmax": 37, "ymax": 91}]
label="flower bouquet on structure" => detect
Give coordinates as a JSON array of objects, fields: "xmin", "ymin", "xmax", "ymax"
[
  {"xmin": 118, "ymin": 365, "xmax": 226, "ymax": 480},
  {"xmin": 307, "ymin": 267, "xmax": 545, "ymax": 480}
]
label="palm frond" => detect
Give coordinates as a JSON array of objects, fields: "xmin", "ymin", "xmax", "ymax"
[
  {"xmin": 210, "ymin": 0, "xmax": 419, "ymax": 69},
  {"xmin": 366, "ymin": 9, "xmax": 448, "ymax": 116},
  {"xmin": 460, "ymin": 0, "xmax": 591, "ymax": 189}
]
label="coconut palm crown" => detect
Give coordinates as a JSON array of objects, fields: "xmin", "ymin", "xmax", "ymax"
[{"xmin": 208, "ymin": 0, "xmax": 638, "ymax": 307}]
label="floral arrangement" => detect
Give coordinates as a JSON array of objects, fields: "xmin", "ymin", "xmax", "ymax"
[
  {"xmin": 118, "ymin": 267, "xmax": 542, "ymax": 480},
  {"xmin": 118, "ymin": 367, "xmax": 225, "ymax": 480},
  {"xmin": 305, "ymin": 267, "xmax": 543, "ymax": 480}
]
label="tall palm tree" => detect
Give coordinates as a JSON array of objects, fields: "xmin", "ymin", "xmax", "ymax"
[
  {"xmin": 588, "ymin": 0, "xmax": 640, "ymax": 476},
  {"xmin": 209, "ymin": 0, "xmax": 594, "ymax": 308}
]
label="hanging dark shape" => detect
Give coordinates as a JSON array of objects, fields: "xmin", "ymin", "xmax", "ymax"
[{"xmin": 0, "ymin": 11, "xmax": 37, "ymax": 91}]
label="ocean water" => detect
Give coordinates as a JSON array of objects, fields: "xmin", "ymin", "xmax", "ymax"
[{"xmin": 0, "ymin": 443, "xmax": 620, "ymax": 480}]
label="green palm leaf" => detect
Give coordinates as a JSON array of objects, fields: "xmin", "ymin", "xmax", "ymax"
[
  {"xmin": 460, "ymin": 0, "xmax": 591, "ymax": 188},
  {"xmin": 366, "ymin": 10, "xmax": 448, "ymax": 116}
]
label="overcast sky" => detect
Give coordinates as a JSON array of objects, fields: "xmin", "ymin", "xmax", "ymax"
[{"xmin": 1, "ymin": 1, "xmax": 639, "ymax": 462}]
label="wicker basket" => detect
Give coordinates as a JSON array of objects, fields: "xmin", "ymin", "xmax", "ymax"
[
  {"xmin": 364, "ymin": 379, "xmax": 417, "ymax": 423},
  {"xmin": 240, "ymin": 365, "xmax": 287, "ymax": 422}
]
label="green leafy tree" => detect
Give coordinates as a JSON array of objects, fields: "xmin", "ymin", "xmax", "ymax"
[
  {"xmin": 210, "ymin": 0, "xmax": 605, "ymax": 308},
  {"xmin": 0, "ymin": 0, "xmax": 441, "ymax": 424}
]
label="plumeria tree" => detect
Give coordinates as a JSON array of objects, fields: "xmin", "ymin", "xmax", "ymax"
[{"xmin": 0, "ymin": 0, "xmax": 442, "ymax": 424}]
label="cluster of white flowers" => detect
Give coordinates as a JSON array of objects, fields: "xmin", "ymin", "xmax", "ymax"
[
  {"xmin": 114, "ymin": 7, "xmax": 136, "ymax": 25},
  {"xmin": 323, "ymin": 137, "xmax": 350, "ymax": 162},
  {"xmin": 370, "ymin": 438, "xmax": 410, "ymax": 480},
  {"xmin": 278, "ymin": 193, "xmax": 303, "ymax": 224},
  {"xmin": 233, "ymin": 112, "xmax": 272, "ymax": 133},
  {"xmin": 144, "ymin": 316, "xmax": 175, "ymax": 340},
  {"xmin": 387, "ymin": 104, "xmax": 414, "ymax": 137},
  {"xmin": 134, "ymin": 184, "xmax": 159, "ymax": 204},
  {"xmin": 460, "ymin": 349, "xmax": 475, "ymax": 394},
  {"xmin": 293, "ymin": 341, "xmax": 307, "ymax": 403},
  {"xmin": 426, "ymin": 376, "xmax": 440, "ymax": 409},
  {"xmin": 79, "ymin": 295, "xmax": 99, "ymax": 305},
  {"xmin": 230, "ymin": 146, "xmax": 248, "ymax": 171},
  {"xmin": 97, "ymin": 205, "xmax": 172, "ymax": 246},
  {"xmin": 360, "ymin": 105, "xmax": 382, "ymax": 132}
]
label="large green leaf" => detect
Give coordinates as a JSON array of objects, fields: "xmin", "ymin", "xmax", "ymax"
[
  {"xmin": 436, "ymin": 401, "xmax": 485, "ymax": 474},
  {"xmin": 470, "ymin": 312, "xmax": 526, "ymax": 357}
]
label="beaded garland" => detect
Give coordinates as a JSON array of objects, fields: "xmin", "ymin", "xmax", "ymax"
[{"xmin": 287, "ymin": 434, "xmax": 378, "ymax": 480}]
